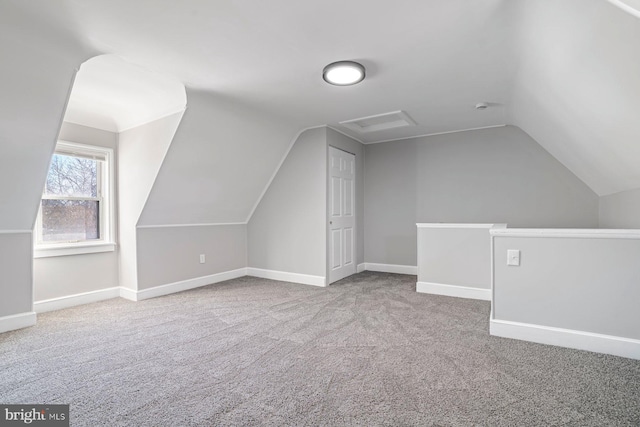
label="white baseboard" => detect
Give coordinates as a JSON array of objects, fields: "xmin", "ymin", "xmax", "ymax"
[
  {"xmin": 416, "ymin": 281, "xmax": 491, "ymax": 301},
  {"xmin": 119, "ymin": 287, "xmax": 137, "ymax": 301},
  {"xmin": 364, "ymin": 263, "xmax": 417, "ymax": 275},
  {"xmin": 247, "ymin": 267, "xmax": 326, "ymax": 287},
  {"xmin": 490, "ymin": 318, "xmax": 640, "ymax": 360},
  {"xmin": 34, "ymin": 287, "xmax": 121, "ymax": 313},
  {"xmin": 357, "ymin": 263, "xmax": 366, "ymax": 273},
  {"xmin": 0, "ymin": 312, "xmax": 37, "ymax": 334},
  {"xmin": 123, "ymin": 268, "xmax": 248, "ymax": 301}
]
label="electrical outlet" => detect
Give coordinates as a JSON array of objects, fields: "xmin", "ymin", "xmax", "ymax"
[
  {"xmin": 507, "ymin": 249, "xmax": 520, "ymax": 266},
  {"xmin": 199, "ymin": 254, "xmax": 206, "ymax": 264}
]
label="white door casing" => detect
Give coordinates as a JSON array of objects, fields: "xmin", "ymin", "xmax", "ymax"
[{"xmin": 329, "ymin": 146, "xmax": 356, "ymax": 284}]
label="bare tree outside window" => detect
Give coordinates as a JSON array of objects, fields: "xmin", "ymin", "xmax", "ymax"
[
  {"xmin": 45, "ymin": 154, "xmax": 98, "ymax": 197},
  {"xmin": 41, "ymin": 154, "xmax": 101, "ymax": 242}
]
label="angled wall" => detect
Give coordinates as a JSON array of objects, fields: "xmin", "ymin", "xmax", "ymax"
[
  {"xmin": 364, "ymin": 126, "xmax": 599, "ymax": 267},
  {"xmin": 0, "ymin": 2, "xmax": 91, "ymax": 327},
  {"xmin": 132, "ymin": 88, "xmax": 299, "ymax": 293},
  {"xmin": 248, "ymin": 127, "xmax": 364, "ymax": 284},
  {"xmin": 248, "ymin": 128, "xmax": 328, "ymax": 280},
  {"xmin": 0, "ymin": 5, "xmax": 90, "ymax": 230},
  {"xmin": 118, "ymin": 111, "xmax": 184, "ymax": 291},
  {"xmin": 508, "ymin": 0, "xmax": 640, "ymax": 196},
  {"xmin": 139, "ymin": 89, "xmax": 298, "ymax": 225}
]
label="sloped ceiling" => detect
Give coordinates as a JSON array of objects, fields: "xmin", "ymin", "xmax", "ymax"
[
  {"xmin": 32, "ymin": 0, "xmax": 514, "ymax": 142},
  {"xmin": 0, "ymin": 2, "xmax": 91, "ymax": 230},
  {"xmin": 508, "ymin": 0, "xmax": 640, "ymax": 196},
  {"xmin": 3, "ymin": 0, "xmax": 640, "ymax": 217}
]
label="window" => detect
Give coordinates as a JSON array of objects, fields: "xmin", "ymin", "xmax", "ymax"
[{"xmin": 34, "ymin": 141, "xmax": 115, "ymax": 257}]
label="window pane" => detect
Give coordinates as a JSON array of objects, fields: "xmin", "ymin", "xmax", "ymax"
[
  {"xmin": 42, "ymin": 199, "xmax": 100, "ymax": 242},
  {"xmin": 44, "ymin": 154, "xmax": 98, "ymax": 197}
]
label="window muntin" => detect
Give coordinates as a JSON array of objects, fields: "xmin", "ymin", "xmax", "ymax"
[{"xmin": 35, "ymin": 141, "xmax": 114, "ymax": 253}]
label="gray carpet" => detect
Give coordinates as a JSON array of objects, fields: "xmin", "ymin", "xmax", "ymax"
[{"xmin": 1, "ymin": 272, "xmax": 639, "ymax": 426}]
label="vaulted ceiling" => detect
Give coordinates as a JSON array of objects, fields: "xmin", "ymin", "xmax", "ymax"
[{"xmin": 4, "ymin": 0, "xmax": 640, "ymax": 198}]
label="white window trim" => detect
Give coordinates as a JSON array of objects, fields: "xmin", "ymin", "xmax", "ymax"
[
  {"xmin": 34, "ymin": 140, "xmax": 116, "ymax": 258},
  {"xmin": 34, "ymin": 242, "xmax": 116, "ymax": 258}
]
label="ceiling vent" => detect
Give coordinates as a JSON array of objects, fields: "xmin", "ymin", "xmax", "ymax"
[{"xmin": 339, "ymin": 110, "xmax": 417, "ymax": 134}]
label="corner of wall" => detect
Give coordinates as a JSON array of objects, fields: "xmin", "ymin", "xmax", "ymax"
[
  {"xmin": 248, "ymin": 126, "xmax": 328, "ymax": 278},
  {"xmin": 118, "ymin": 110, "xmax": 186, "ymax": 292}
]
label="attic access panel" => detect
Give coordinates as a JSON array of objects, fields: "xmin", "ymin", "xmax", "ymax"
[{"xmin": 339, "ymin": 110, "xmax": 417, "ymax": 134}]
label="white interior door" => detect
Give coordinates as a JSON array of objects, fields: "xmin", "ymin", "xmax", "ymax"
[{"xmin": 329, "ymin": 146, "xmax": 356, "ymax": 284}]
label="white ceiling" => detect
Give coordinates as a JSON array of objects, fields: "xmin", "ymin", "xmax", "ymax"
[
  {"xmin": 58, "ymin": 0, "xmax": 511, "ymax": 142},
  {"xmin": 14, "ymin": 0, "xmax": 640, "ymax": 195},
  {"xmin": 64, "ymin": 55, "xmax": 186, "ymax": 132}
]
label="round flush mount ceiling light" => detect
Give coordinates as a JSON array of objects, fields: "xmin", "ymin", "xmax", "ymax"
[
  {"xmin": 475, "ymin": 102, "xmax": 489, "ymax": 110},
  {"xmin": 323, "ymin": 61, "xmax": 366, "ymax": 86}
]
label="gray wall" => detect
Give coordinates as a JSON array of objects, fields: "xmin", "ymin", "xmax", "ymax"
[
  {"xmin": 0, "ymin": 233, "xmax": 33, "ymax": 316},
  {"xmin": 33, "ymin": 122, "xmax": 120, "ymax": 301},
  {"xmin": 118, "ymin": 112, "xmax": 184, "ymax": 291},
  {"xmin": 249, "ymin": 127, "xmax": 364, "ymax": 279},
  {"xmin": 365, "ymin": 126, "xmax": 599, "ymax": 266},
  {"xmin": 417, "ymin": 226, "xmax": 495, "ymax": 289},
  {"xmin": 249, "ymin": 128, "xmax": 328, "ymax": 277},
  {"xmin": 599, "ymin": 188, "xmax": 640, "ymax": 229},
  {"xmin": 139, "ymin": 88, "xmax": 299, "ymax": 225},
  {"xmin": 0, "ymin": 7, "xmax": 89, "ymax": 231},
  {"xmin": 0, "ymin": 4, "xmax": 90, "ymax": 321},
  {"xmin": 34, "ymin": 253, "xmax": 119, "ymax": 301},
  {"xmin": 326, "ymin": 128, "xmax": 365, "ymax": 267},
  {"xmin": 507, "ymin": 0, "xmax": 640, "ymax": 197},
  {"xmin": 137, "ymin": 225, "xmax": 247, "ymax": 290},
  {"xmin": 493, "ymin": 235, "xmax": 640, "ymax": 340},
  {"xmin": 364, "ymin": 136, "xmax": 417, "ymax": 266},
  {"xmin": 127, "ymin": 88, "xmax": 300, "ymax": 291}
]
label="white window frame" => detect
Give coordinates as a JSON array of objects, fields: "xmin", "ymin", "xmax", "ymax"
[{"xmin": 34, "ymin": 141, "xmax": 116, "ymax": 258}]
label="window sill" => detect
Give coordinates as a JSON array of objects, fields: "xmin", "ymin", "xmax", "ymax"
[{"xmin": 34, "ymin": 242, "xmax": 116, "ymax": 258}]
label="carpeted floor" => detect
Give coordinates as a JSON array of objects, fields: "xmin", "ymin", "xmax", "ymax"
[{"xmin": 1, "ymin": 272, "xmax": 639, "ymax": 426}]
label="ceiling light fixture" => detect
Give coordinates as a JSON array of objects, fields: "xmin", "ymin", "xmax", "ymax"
[
  {"xmin": 323, "ymin": 61, "xmax": 366, "ymax": 86},
  {"xmin": 475, "ymin": 102, "xmax": 489, "ymax": 110}
]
